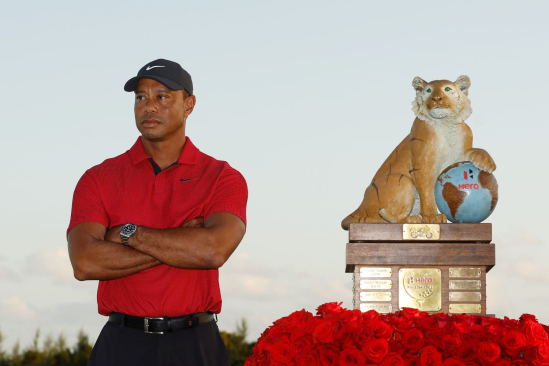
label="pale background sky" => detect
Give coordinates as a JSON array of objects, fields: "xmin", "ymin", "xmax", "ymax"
[{"xmin": 1, "ymin": 0, "xmax": 548, "ymax": 351}]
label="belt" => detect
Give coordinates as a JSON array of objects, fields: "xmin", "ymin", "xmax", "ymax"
[{"xmin": 108, "ymin": 312, "xmax": 215, "ymax": 334}]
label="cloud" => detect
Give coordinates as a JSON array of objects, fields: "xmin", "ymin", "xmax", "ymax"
[
  {"xmin": 513, "ymin": 260, "xmax": 549, "ymax": 284},
  {"xmin": 0, "ymin": 295, "xmax": 36, "ymax": 321},
  {"xmin": 26, "ymin": 247, "xmax": 75, "ymax": 284},
  {"xmin": 0, "ymin": 265, "xmax": 22, "ymax": 282}
]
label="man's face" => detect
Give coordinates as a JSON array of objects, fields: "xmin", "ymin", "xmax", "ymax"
[{"xmin": 134, "ymin": 78, "xmax": 188, "ymax": 141}]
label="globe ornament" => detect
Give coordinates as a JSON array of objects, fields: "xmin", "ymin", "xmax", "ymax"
[{"xmin": 435, "ymin": 162, "xmax": 498, "ymax": 223}]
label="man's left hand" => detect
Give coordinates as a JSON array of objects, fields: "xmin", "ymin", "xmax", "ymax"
[{"xmin": 105, "ymin": 225, "xmax": 122, "ymax": 244}]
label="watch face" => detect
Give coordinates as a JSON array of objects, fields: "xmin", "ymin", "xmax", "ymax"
[{"xmin": 121, "ymin": 223, "xmax": 137, "ymax": 237}]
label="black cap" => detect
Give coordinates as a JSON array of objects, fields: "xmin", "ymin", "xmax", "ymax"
[{"xmin": 124, "ymin": 59, "xmax": 193, "ymax": 95}]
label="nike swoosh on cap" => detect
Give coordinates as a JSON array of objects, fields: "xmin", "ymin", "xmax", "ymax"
[{"xmin": 146, "ymin": 65, "xmax": 165, "ymax": 70}]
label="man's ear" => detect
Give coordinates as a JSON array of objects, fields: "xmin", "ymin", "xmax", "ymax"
[{"xmin": 184, "ymin": 95, "xmax": 196, "ymax": 118}]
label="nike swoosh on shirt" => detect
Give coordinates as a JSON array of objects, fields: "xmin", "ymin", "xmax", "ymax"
[
  {"xmin": 146, "ymin": 65, "xmax": 165, "ymax": 70},
  {"xmin": 180, "ymin": 178, "xmax": 199, "ymax": 182}
]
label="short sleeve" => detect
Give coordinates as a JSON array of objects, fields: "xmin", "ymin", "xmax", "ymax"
[
  {"xmin": 67, "ymin": 170, "xmax": 110, "ymax": 236},
  {"xmin": 204, "ymin": 168, "xmax": 248, "ymax": 226}
]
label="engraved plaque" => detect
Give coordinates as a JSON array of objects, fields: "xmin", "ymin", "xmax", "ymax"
[
  {"xmin": 360, "ymin": 267, "xmax": 392, "ymax": 278},
  {"xmin": 449, "ymin": 280, "xmax": 482, "ymax": 290},
  {"xmin": 449, "ymin": 304, "xmax": 482, "ymax": 314},
  {"xmin": 449, "ymin": 268, "xmax": 481, "ymax": 278},
  {"xmin": 360, "ymin": 292, "xmax": 392, "ymax": 302},
  {"xmin": 399, "ymin": 268, "xmax": 441, "ymax": 311},
  {"xmin": 449, "ymin": 292, "xmax": 481, "ymax": 302},
  {"xmin": 360, "ymin": 280, "xmax": 392, "ymax": 290},
  {"xmin": 403, "ymin": 224, "xmax": 440, "ymax": 240},
  {"xmin": 360, "ymin": 303, "xmax": 393, "ymax": 313}
]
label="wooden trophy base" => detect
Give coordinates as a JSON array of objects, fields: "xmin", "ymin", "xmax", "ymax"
[{"xmin": 346, "ymin": 223, "xmax": 495, "ymax": 315}]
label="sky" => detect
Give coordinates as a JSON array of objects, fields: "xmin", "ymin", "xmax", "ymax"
[{"xmin": 1, "ymin": 0, "xmax": 549, "ymax": 351}]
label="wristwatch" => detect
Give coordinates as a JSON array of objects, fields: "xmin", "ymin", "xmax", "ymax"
[{"xmin": 120, "ymin": 223, "xmax": 137, "ymax": 245}]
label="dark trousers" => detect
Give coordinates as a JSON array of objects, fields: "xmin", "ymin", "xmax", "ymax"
[{"xmin": 87, "ymin": 319, "xmax": 231, "ymax": 366}]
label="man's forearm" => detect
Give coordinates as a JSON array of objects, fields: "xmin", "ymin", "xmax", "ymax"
[{"xmin": 69, "ymin": 234, "xmax": 161, "ymax": 281}]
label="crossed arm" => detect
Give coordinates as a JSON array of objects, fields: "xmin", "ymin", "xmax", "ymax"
[{"xmin": 68, "ymin": 212, "xmax": 246, "ymax": 281}]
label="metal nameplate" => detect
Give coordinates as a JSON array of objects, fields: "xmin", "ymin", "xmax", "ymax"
[
  {"xmin": 360, "ymin": 303, "xmax": 393, "ymax": 313},
  {"xmin": 449, "ymin": 304, "xmax": 482, "ymax": 314},
  {"xmin": 449, "ymin": 268, "xmax": 482, "ymax": 278},
  {"xmin": 449, "ymin": 292, "xmax": 481, "ymax": 302},
  {"xmin": 360, "ymin": 267, "xmax": 392, "ymax": 278},
  {"xmin": 399, "ymin": 268, "xmax": 441, "ymax": 311},
  {"xmin": 360, "ymin": 292, "xmax": 392, "ymax": 302},
  {"xmin": 360, "ymin": 280, "xmax": 392, "ymax": 290},
  {"xmin": 403, "ymin": 224, "xmax": 440, "ymax": 240},
  {"xmin": 449, "ymin": 280, "xmax": 482, "ymax": 290}
]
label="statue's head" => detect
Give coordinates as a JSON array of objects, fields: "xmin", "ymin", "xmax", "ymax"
[{"xmin": 411, "ymin": 75, "xmax": 472, "ymax": 125}]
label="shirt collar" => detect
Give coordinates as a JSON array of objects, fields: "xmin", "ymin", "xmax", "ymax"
[{"xmin": 127, "ymin": 136, "xmax": 200, "ymax": 166}]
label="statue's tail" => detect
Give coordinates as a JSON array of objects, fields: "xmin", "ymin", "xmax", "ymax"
[
  {"xmin": 341, "ymin": 210, "xmax": 360, "ymax": 230},
  {"xmin": 378, "ymin": 208, "xmax": 398, "ymax": 223}
]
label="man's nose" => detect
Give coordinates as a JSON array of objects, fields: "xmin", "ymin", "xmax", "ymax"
[{"xmin": 145, "ymin": 99, "xmax": 158, "ymax": 113}]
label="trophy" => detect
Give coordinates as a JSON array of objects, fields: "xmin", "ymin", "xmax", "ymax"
[{"xmin": 342, "ymin": 76, "xmax": 498, "ymax": 315}]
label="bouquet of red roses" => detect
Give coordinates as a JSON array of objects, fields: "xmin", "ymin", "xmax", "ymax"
[{"xmin": 245, "ymin": 302, "xmax": 549, "ymax": 366}]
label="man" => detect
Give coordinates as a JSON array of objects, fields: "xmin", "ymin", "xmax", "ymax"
[{"xmin": 67, "ymin": 59, "xmax": 247, "ymax": 365}]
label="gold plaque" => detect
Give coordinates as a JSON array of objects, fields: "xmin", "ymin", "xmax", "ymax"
[
  {"xmin": 399, "ymin": 268, "xmax": 441, "ymax": 311},
  {"xmin": 449, "ymin": 268, "xmax": 481, "ymax": 278},
  {"xmin": 449, "ymin": 304, "xmax": 482, "ymax": 314},
  {"xmin": 449, "ymin": 280, "xmax": 482, "ymax": 290},
  {"xmin": 403, "ymin": 224, "xmax": 440, "ymax": 240},
  {"xmin": 449, "ymin": 292, "xmax": 481, "ymax": 302},
  {"xmin": 360, "ymin": 303, "xmax": 393, "ymax": 313},
  {"xmin": 360, "ymin": 267, "xmax": 392, "ymax": 278},
  {"xmin": 360, "ymin": 280, "xmax": 392, "ymax": 290},
  {"xmin": 360, "ymin": 292, "xmax": 392, "ymax": 302}
]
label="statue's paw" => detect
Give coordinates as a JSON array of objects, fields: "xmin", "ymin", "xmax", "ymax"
[
  {"xmin": 422, "ymin": 214, "xmax": 447, "ymax": 224},
  {"xmin": 467, "ymin": 149, "xmax": 496, "ymax": 173},
  {"xmin": 400, "ymin": 215, "xmax": 422, "ymax": 224}
]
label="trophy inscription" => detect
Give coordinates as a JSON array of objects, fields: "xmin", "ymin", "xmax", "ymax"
[
  {"xmin": 360, "ymin": 267, "xmax": 391, "ymax": 278},
  {"xmin": 360, "ymin": 303, "xmax": 392, "ymax": 313},
  {"xmin": 449, "ymin": 292, "xmax": 481, "ymax": 302},
  {"xmin": 449, "ymin": 268, "xmax": 481, "ymax": 278},
  {"xmin": 403, "ymin": 224, "xmax": 440, "ymax": 240},
  {"xmin": 360, "ymin": 280, "xmax": 392, "ymax": 290},
  {"xmin": 360, "ymin": 292, "xmax": 392, "ymax": 302},
  {"xmin": 399, "ymin": 268, "xmax": 441, "ymax": 311},
  {"xmin": 449, "ymin": 280, "xmax": 481, "ymax": 290},
  {"xmin": 449, "ymin": 304, "xmax": 481, "ymax": 314}
]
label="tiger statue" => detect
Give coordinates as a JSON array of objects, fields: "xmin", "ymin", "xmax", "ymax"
[{"xmin": 341, "ymin": 75, "xmax": 496, "ymax": 229}]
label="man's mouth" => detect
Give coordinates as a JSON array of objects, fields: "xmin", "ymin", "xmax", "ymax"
[{"xmin": 142, "ymin": 119, "xmax": 160, "ymax": 128}]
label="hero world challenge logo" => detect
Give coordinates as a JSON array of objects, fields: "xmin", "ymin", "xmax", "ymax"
[{"xmin": 459, "ymin": 169, "xmax": 479, "ymax": 190}]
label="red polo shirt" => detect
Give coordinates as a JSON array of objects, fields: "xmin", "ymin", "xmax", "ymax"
[{"xmin": 68, "ymin": 137, "xmax": 247, "ymax": 317}]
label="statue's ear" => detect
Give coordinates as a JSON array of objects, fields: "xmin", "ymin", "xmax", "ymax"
[
  {"xmin": 412, "ymin": 77, "xmax": 427, "ymax": 92},
  {"xmin": 455, "ymin": 75, "xmax": 471, "ymax": 96}
]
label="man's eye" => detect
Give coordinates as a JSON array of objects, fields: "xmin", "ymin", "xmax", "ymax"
[
  {"xmin": 136, "ymin": 95, "xmax": 145, "ymax": 100},
  {"xmin": 445, "ymin": 87, "xmax": 452, "ymax": 92},
  {"xmin": 426, "ymin": 88, "xmax": 432, "ymax": 93},
  {"xmin": 158, "ymin": 95, "xmax": 168, "ymax": 100}
]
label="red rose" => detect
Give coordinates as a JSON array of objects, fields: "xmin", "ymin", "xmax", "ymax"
[
  {"xmin": 521, "ymin": 320, "xmax": 549, "ymax": 344},
  {"xmin": 494, "ymin": 360, "xmax": 512, "ymax": 366},
  {"xmin": 502, "ymin": 317, "xmax": 520, "ymax": 331},
  {"xmin": 524, "ymin": 340, "xmax": 549, "ymax": 366},
  {"xmin": 425, "ymin": 328, "xmax": 444, "ymax": 348},
  {"xmin": 440, "ymin": 335, "xmax": 462, "ymax": 356},
  {"xmin": 340, "ymin": 309, "xmax": 364, "ymax": 331},
  {"xmin": 339, "ymin": 346, "xmax": 367, "ymax": 366},
  {"xmin": 455, "ymin": 341, "xmax": 477, "ymax": 363},
  {"xmin": 500, "ymin": 330, "xmax": 526, "ymax": 358},
  {"xmin": 297, "ymin": 351, "xmax": 320, "ymax": 366},
  {"xmin": 269, "ymin": 335, "xmax": 295, "ymax": 363},
  {"xmin": 402, "ymin": 329, "xmax": 425, "ymax": 354},
  {"xmin": 519, "ymin": 314, "xmax": 538, "ymax": 323},
  {"xmin": 380, "ymin": 352, "xmax": 405, "ymax": 366},
  {"xmin": 469, "ymin": 324, "xmax": 486, "ymax": 340},
  {"xmin": 291, "ymin": 329, "xmax": 314, "ymax": 358},
  {"xmin": 316, "ymin": 302, "xmax": 344, "ymax": 319},
  {"xmin": 476, "ymin": 342, "xmax": 501, "ymax": 366},
  {"xmin": 362, "ymin": 310, "xmax": 381, "ymax": 326},
  {"xmin": 394, "ymin": 317, "xmax": 414, "ymax": 333},
  {"xmin": 403, "ymin": 353, "xmax": 419, "ymax": 366},
  {"xmin": 363, "ymin": 339, "xmax": 389, "ymax": 363},
  {"xmin": 284, "ymin": 309, "xmax": 314, "ymax": 331},
  {"xmin": 510, "ymin": 360, "xmax": 528, "ymax": 366},
  {"xmin": 372, "ymin": 319, "xmax": 394, "ymax": 340},
  {"xmin": 486, "ymin": 323, "xmax": 507, "ymax": 343},
  {"xmin": 415, "ymin": 312, "xmax": 435, "ymax": 329},
  {"xmin": 316, "ymin": 343, "xmax": 339, "ymax": 366},
  {"xmin": 312, "ymin": 320, "xmax": 336, "ymax": 344},
  {"xmin": 441, "ymin": 358, "xmax": 466, "ymax": 366},
  {"xmin": 419, "ymin": 346, "xmax": 442, "ymax": 366}
]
